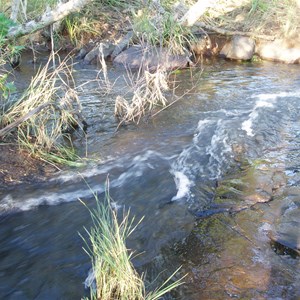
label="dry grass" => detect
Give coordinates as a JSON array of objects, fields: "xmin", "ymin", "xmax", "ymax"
[
  {"xmin": 115, "ymin": 68, "xmax": 169, "ymax": 127},
  {"xmin": 0, "ymin": 53, "xmax": 85, "ymax": 165},
  {"xmin": 201, "ymin": 0, "xmax": 300, "ymax": 38}
]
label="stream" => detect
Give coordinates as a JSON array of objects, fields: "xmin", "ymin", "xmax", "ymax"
[{"xmin": 1, "ymin": 57, "xmax": 300, "ymax": 299}]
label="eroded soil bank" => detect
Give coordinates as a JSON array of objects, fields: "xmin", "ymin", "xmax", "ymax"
[{"xmin": 0, "ymin": 144, "xmax": 57, "ymax": 189}]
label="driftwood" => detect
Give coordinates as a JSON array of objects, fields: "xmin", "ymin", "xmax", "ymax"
[
  {"xmin": 0, "ymin": 101, "xmax": 87, "ymax": 138},
  {"xmin": 7, "ymin": 0, "xmax": 92, "ymax": 39},
  {"xmin": 194, "ymin": 21, "xmax": 275, "ymax": 41},
  {"xmin": 0, "ymin": 102, "xmax": 52, "ymax": 138},
  {"xmin": 179, "ymin": 0, "xmax": 217, "ymax": 27}
]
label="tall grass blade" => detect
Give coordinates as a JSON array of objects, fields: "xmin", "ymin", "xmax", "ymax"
[{"xmin": 81, "ymin": 181, "xmax": 185, "ymax": 300}]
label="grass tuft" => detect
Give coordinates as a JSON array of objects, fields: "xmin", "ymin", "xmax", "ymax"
[
  {"xmin": 80, "ymin": 181, "xmax": 185, "ymax": 300},
  {"xmin": 201, "ymin": 0, "xmax": 300, "ymax": 38},
  {"xmin": 63, "ymin": 13, "xmax": 100, "ymax": 48},
  {"xmin": 132, "ymin": 2, "xmax": 195, "ymax": 55},
  {"xmin": 115, "ymin": 68, "xmax": 169, "ymax": 126},
  {"xmin": 0, "ymin": 53, "xmax": 85, "ymax": 166}
]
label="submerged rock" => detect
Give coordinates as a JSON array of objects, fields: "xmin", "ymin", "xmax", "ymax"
[
  {"xmin": 270, "ymin": 198, "xmax": 300, "ymax": 258},
  {"xmin": 113, "ymin": 45, "xmax": 190, "ymax": 71},
  {"xmin": 270, "ymin": 233, "xmax": 300, "ymax": 258}
]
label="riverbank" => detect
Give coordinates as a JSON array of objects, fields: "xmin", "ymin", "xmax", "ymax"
[{"xmin": 0, "ymin": 143, "xmax": 57, "ymax": 189}]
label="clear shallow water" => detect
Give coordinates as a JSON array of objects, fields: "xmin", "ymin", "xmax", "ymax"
[{"xmin": 1, "ymin": 59, "xmax": 300, "ymax": 299}]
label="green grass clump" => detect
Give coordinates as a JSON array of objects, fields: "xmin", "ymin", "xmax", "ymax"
[
  {"xmin": 81, "ymin": 184, "xmax": 185, "ymax": 300},
  {"xmin": 64, "ymin": 13, "xmax": 100, "ymax": 48},
  {"xmin": 133, "ymin": 5, "xmax": 195, "ymax": 55}
]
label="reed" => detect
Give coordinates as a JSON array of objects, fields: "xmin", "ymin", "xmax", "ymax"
[
  {"xmin": 0, "ymin": 53, "xmax": 85, "ymax": 166},
  {"xmin": 115, "ymin": 67, "xmax": 169, "ymax": 127},
  {"xmin": 81, "ymin": 183, "xmax": 185, "ymax": 300}
]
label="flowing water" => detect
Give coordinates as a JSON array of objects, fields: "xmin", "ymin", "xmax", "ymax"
[{"xmin": 1, "ymin": 58, "xmax": 300, "ymax": 299}]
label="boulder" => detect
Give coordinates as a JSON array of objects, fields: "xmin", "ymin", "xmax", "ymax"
[
  {"xmin": 220, "ymin": 35, "xmax": 255, "ymax": 61},
  {"xmin": 113, "ymin": 45, "xmax": 190, "ymax": 71},
  {"xmin": 256, "ymin": 39, "xmax": 300, "ymax": 64}
]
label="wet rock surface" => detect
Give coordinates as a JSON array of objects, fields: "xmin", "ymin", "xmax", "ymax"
[
  {"xmin": 83, "ymin": 42, "xmax": 115, "ymax": 64},
  {"xmin": 113, "ymin": 45, "xmax": 190, "ymax": 71},
  {"xmin": 178, "ymin": 155, "xmax": 300, "ymax": 299}
]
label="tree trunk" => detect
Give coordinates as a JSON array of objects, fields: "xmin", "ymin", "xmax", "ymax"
[
  {"xmin": 179, "ymin": 0, "xmax": 217, "ymax": 27},
  {"xmin": 7, "ymin": 0, "xmax": 92, "ymax": 39},
  {"xmin": 10, "ymin": 0, "xmax": 21, "ymax": 22}
]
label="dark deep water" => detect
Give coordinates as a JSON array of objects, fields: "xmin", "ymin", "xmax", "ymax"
[{"xmin": 1, "ymin": 58, "xmax": 300, "ymax": 299}]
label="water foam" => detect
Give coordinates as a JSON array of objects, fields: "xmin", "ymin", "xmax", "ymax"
[
  {"xmin": 0, "ymin": 150, "xmax": 173, "ymax": 213},
  {"xmin": 242, "ymin": 97, "xmax": 276, "ymax": 136},
  {"xmin": 0, "ymin": 188, "xmax": 100, "ymax": 212},
  {"xmin": 242, "ymin": 90, "xmax": 300, "ymax": 137},
  {"xmin": 171, "ymin": 171, "xmax": 194, "ymax": 201},
  {"xmin": 252, "ymin": 90, "xmax": 300, "ymax": 100},
  {"xmin": 170, "ymin": 117, "xmax": 233, "ymax": 201}
]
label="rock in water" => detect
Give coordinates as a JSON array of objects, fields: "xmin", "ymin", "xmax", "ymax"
[
  {"xmin": 83, "ymin": 42, "xmax": 115, "ymax": 65},
  {"xmin": 113, "ymin": 45, "xmax": 190, "ymax": 71},
  {"xmin": 256, "ymin": 39, "xmax": 300, "ymax": 64},
  {"xmin": 220, "ymin": 35, "xmax": 255, "ymax": 61}
]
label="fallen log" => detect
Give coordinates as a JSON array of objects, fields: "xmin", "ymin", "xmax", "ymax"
[
  {"xmin": 7, "ymin": 0, "xmax": 92, "ymax": 39},
  {"xmin": 179, "ymin": 0, "xmax": 217, "ymax": 27},
  {"xmin": 194, "ymin": 21, "xmax": 275, "ymax": 41}
]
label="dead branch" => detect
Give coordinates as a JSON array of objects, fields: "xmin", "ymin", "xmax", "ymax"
[
  {"xmin": 0, "ymin": 102, "xmax": 52, "ymax": 138},
  {"xmin": 7, "ymin": 0, "xmax": 92, "ymax": 39},
  {"xmin": 179, "ymin": 0, "xmax": 217, "ymax": 27},
  {"xmin": 194, "ymin": 21, "xmax": 275, "ymax": 41}
]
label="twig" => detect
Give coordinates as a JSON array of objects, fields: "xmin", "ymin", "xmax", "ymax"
[
  {"xmin": 0, "ymin": 102, "xmax": 52, "ymax": 138},
  {"xmin": 151, "ymin": 68, "xmax": 203, "ymax": 118}
]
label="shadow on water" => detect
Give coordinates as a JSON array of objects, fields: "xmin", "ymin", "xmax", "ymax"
[{"xmin": 1, "ymin": 57, "xmax": 300, "ymax": 299}]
